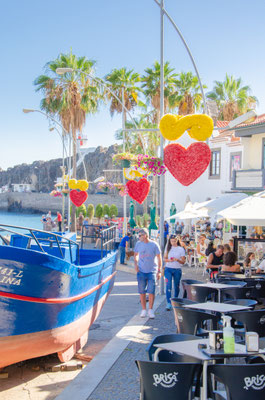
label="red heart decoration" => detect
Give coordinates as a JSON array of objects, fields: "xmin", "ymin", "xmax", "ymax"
[
  {"xmin": 69, "ymin": 190, "xmax": 88, "ymax": 207},
  {"xmin": 164, "ymin": 142, "xmax": 211, "ymax": 186},
  {"xmin": 126, "ymin": 178, "xmax": 150, "ymax": 204}
]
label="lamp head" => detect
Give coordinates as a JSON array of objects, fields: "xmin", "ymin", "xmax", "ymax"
[
  {"xmin": 56, "ymin": 68, "xmax": 73, "ymax": 75},
  {"xmin": 23, "ymin": 109, "xmax": 35, "ymax": 113}
]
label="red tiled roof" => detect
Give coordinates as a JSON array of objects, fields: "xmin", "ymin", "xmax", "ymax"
[
  {"xmin": 237, "ymin": 113, "xmax": 265, "ymax": 128},
  {"xmin": 216, "ymin": 114, "xmax": 265, "ymax": 132}
]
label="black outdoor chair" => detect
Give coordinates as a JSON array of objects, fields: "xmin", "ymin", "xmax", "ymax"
[
  {"xmin": 136, "ymin": 360, "xmax": 201, "ymax": 400},
  {"xmin": 171, "ymin": 297, "xmax": 197, "ymax": 307},
  {"xmin": 228, "ymin": 309, "xmax": 265, "ymax": 337},
  {"xmin": 224, "ymin": 298, "xmax": 257, "ymax": 310},
  {"xmin": 186, "ymin": 284, "xmax": 218, "ymax": 302},
  {"xmin": 220, "ymin": 286, "xmax": 254, "ymax": 302},
  {"xmin": 208, "ymin": 363, "xmax": 265, "ymax": 400},
  {"xmin": 173, "ymin": 307, "xmax": 219, "ymax": 336},
  {"xmin": 218, "ymin": 280, "xmax": 247, "ymax": 287},
  {"xmin": 147, "ymin": 333, "xmax": 199, "ymax": 362},
  {"xmin": 182, "ymin": 279, "xmax": 203, "ymax": 298},
  {"xmin": 248, "ymin": 279, "xmax": 265, "ymax": 302}
]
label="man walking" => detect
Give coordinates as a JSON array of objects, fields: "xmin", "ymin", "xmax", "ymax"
[
  {"xmin": 134, "ymin": 228, "xmax": 162, "ymax": 319},
  {"xmin": 119, "ymin": 232, "xmax": 131, "ymax": 265}
]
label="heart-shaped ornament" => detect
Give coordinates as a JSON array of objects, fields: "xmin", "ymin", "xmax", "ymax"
[
  {"xmin": 159, "ymin": 114, "xmax": 213, "ymax": 141},
  {"xmin": 164, "ymin": 142, "xmax": 211, "ymax": 186},
  {"xmin": 126, "ymin": 178, "xmax": 150, "ymax": 204},
  {"xmin": 69, "ymin": 190, "xmax": 88, "ymax": 207}
]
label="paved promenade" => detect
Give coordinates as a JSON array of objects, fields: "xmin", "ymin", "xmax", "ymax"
[{"xmin": 57, "ymin": 263, "xmax": 206, "ymax": 400}]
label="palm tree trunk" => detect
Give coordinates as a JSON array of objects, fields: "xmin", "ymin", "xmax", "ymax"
[{"xmin": 71, "ymin": 130, "xmax": 77, "ymax": 232}]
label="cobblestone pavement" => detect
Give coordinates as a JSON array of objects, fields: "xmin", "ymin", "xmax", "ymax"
[{"xmin": 88, "ymin": 265, "xmax": 206, "ymax": 400}]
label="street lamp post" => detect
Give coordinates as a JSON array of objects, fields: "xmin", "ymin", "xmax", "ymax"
[{"xmin": 23, "ymin": 108, "xmax": 71, "ymax": 231}]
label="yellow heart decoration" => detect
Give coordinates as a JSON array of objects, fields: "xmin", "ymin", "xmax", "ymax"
[
  {"xmin": 123, "ymin": 167, "xmax": 150, "ymax": 180},
  {"xmin": 68, "ymin": 179, "xmax": 89, "ymax": 190},
  {"xmin": 159, "ymin": 113, "xmax": 214, "ymax": 142},
  {"xmin": 68, "ymin": 179, "xmax": 78, "ymax": 189},
  {"xmin": 78, "ymin": 180, "xmax": 89, "ymax": 191}
]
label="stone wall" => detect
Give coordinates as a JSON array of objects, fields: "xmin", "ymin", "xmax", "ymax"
[{"xmin": 0, "ymin": 192, "xmax": 147, "ymax": 216}]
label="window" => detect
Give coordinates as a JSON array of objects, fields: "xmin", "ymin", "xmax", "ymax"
[
  {"xmin": 209, "ymin": 149, "xmax": 221, "ymax": 178},
  {"xmin": 230, "ymin": 152, "xmax": 242, "ymax": 181}
]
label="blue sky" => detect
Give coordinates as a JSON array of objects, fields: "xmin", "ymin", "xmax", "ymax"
[{"xmin": 1, "ymin": 0, "xmax": 265, "ymax": 170}]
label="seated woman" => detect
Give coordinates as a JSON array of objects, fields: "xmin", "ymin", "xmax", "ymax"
[
  {"xmin": 221, "ymin": 251, "xmax": 241, "ymax": 273},
  {"xmin": 207, "ymin": 245, "xmax": 224, "ymax": 279},
  {"xmin": 244, "ymin": 251, "xmax": 258, "ymax": 270}
]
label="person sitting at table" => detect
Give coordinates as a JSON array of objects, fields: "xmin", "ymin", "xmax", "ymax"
[
  {"xmin": 256, "ymin": 259, "xmax": 265, "ymax": 274},
  {"xmin": 205, "ymin": 241, "xmax": 216, "ymax": 256},
  {"xmin": 221, "ymin": 251, "xmax": 241, "ymax": 273},
  {"xmin": 244, "ymin": 252, "xmax": 258, "ymax": 270},
  {"xmin": 206, "ymin": 245, "xmax": 224, "ymax": 279}
]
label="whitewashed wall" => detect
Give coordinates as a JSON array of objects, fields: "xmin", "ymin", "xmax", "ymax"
[{"xmin": 164, "ymin": 134, "xmax": 243, "ymax": 217}]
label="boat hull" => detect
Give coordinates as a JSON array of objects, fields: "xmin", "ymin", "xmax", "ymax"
[
  {"xmin": 0, "ymin": 242, "xmax": 117, "ymax": 368},
  {"xmin": 0, "ymin": 290, "xmax": 110, "ymax": 368}
]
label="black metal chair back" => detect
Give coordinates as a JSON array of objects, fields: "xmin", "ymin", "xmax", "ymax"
[
  {"xmin": 171, "ymin": 297, "xmax": 197, "ymax": 307},
  {"xmin": 220, "ymin": 286, "xmax": 254, "ymax": 302},
  {"xmin": 147, "ymin": 333, "xmax": 199, "ymax": 362},
  {"xmin": 218, "ymin": 279, "xmax": 247, "ymax": 287},
  {"xmin": 224, "ymin": 299, "xmax": 257, "ymax": 310},
  {"xmin": 208, "ymin": 363, "xmax": 265, "ymax": 400},
  {"xmin": 182, "ymin": 279, "xmax": 203, "ymax": 298},
  {"xmin": 186, "ymin": 284, "xmax": 218, "ymax": 302},
  {"xmin": 173, "ymin": 307, "xmax": 219, "ymax": 335},
  {"xmin": 228, "ymin": 309, "xmax": 265, "ymax": 337},
  {"xmin": 136, "ymin": 360, "xmax": 201, "ymax": 400},
  {"xmin": 249, "ymin": 279, "xmax": 265, "ymax": 300}
]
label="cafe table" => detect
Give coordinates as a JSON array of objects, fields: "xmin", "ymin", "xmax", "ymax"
[
  {"xmin": 154, "ymin": 338, "xmax": 265, "ymax": 400},
  {"xmin": 192, "ymin": 282, "xmax": 241, "ymax": 302},
  {"xmin": 184, "ymin": 301, "xmax": 250, "ymax": 314}
]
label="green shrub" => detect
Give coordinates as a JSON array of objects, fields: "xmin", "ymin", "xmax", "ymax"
[
  {"xmin": 109, "ymin": 204, "xmax": 118, "ymax": 218},
  {"xmin": 95, "ymin": 203, "xmax": 103, "ymax": 222},
  {"xmin": 103, "ymin": 204, "xmax": 110, "ymax": 217},
  {"xmin": 87, "ymin": 204, "xmax": 94, "ymax": 222},
  {"xmin": 76, "ymin": 204, "xmax": 86, "ymax": 217}
]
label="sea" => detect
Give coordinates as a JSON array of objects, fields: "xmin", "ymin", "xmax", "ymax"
[{"xmin": 0, "ymin": 211, "xmax": 45, "ymax": 230}]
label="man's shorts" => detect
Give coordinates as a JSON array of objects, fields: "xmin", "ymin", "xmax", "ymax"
[{"xmin": 137, "ymin": 271, "xmax": 156, "ymax": 294}]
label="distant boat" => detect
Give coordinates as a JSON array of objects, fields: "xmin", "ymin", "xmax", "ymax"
[{"xmin": 0, "ymin": 224, "xmax": 117, "ymax": 368}]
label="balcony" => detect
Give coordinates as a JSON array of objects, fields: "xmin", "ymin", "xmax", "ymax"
[{"xmin": 232, "ymin": 169, "xmax": 265, "ymax": 191}]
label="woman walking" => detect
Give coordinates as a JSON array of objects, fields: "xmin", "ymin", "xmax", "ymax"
[{"xmin": 164, "ymin": 235, "xmax": 186, "ymax": 310}]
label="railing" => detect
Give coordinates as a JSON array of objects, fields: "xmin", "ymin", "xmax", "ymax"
[
  {"xmin": 232, "ymin": 169, "xmax": 265, "ymax": 191},
  {"xmin": 0, "ymin": 224, "xmax": 79, "ymax": 264},
  {"xmin": 81, "ymin": 224, "xmax": 117, "ymax": 258}
]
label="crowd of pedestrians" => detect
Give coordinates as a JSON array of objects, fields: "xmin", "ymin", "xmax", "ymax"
[{"xmin": 118, "ymin": 220, "xmax": 265, "ymax": 317}]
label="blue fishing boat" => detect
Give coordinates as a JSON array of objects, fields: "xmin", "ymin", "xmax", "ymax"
[{"xmin": 0, "ymin": 224, "xmax": 117, "ymax": 368}]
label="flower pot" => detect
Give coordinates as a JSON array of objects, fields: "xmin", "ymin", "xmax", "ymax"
[{"xmin": 122, "ymin": 159, "xmax": 131, "ymax": 168}]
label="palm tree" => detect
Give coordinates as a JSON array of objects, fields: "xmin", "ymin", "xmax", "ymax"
[
  {"xmin": 104, "ymin": 67, "xmax": 141, "ymax": 117},
  {"xmin": 141, "ymin": 61, "xmax": 179, "ymax": 123},
  {"xmin": 175, "ymin": 71, "xmax": 207, "ymax": 115},
  {"xmin": 34, "ymin": 51, "xmax": 101, "ymax": 231},
  {"xmin": 207, "ymin": 74, "xmax": 258, "ymax": 120}
]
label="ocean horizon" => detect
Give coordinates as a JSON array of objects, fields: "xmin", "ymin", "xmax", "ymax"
[{"xmin": 0, "ymin": 211, "xmax": 50, "ymax": 230}]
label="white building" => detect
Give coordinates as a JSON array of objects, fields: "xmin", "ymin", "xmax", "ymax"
[{"xmin": 12, "ymin": 183, "xmax": 33, "ymax": 193}]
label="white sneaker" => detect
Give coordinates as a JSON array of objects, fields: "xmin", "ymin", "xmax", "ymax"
[
  {"xmin": 140, "ymin": 309, "xmax": 147, "ymax": 318},
  {"xmin": 148, "ymin": 309, "xmax": 155, "ymax": 319}
]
